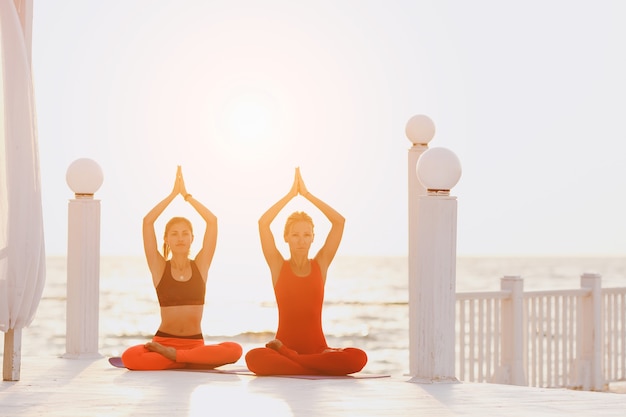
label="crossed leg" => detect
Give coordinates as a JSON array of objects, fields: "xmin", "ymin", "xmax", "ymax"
[
  {"xmin": 245, "ymin": 339, "xmax": 367, "ymax": 376},
  {"xmin": 121, "ymin": 336, "xmax": 242, "ymax": 370}
]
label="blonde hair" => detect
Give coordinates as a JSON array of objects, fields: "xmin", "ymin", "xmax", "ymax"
[
  {"xmin": 283, "ymin": 211, "xmax": 314, "ymax": 239},
  {"xmin": 162, "ymin": 217, "xmax": 193, "ymax": 259}
]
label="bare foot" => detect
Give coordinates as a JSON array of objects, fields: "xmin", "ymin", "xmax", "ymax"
[
  {"xmin": 265, "ymin": 339, "xmax": 283, "ymax": 351},
  {"xmin": 145, "ymin": 341, "xmax": 177, "ymax": 361}
]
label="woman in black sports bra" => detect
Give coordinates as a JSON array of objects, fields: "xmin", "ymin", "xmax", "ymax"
[{"xmin": 119, "ymin": 166, "xmax": 242, "ymax": 370}]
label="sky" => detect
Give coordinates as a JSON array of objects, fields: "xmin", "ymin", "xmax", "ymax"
[{"xmin": 30, "ymin": 0, "xmax": 626, "ymax": 264}]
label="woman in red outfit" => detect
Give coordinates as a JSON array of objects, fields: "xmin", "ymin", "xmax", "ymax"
[
  {"xmin": 120, "ymin": 166, "xmax": 242, "ymax": 370},
  {"xmin": 245, "ymin": 168, "xmax": 367, "ymax": 375}
]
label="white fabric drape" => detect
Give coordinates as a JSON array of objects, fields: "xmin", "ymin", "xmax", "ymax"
[{"xmin": 0, "ymin": 0, "xmax": 46, "ymax": 332}]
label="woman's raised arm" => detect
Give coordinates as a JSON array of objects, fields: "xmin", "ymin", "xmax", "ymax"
[
  {"xmin": 297, "ymin": 169, "xmax": 345, "ymax": 279},
  {"xmin": 259, "ymin": 168, "xmax": 299, "ymax": 284},
  {"xmin": 179, "ymin": 168, "xmax": 217, "ymax": 281},
  {"xmin": 143, "ymin": 166, "xmax": 182, "ymax": 286}
]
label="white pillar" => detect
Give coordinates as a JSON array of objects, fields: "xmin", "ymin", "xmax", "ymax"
[
  {"xmin": 405, "ymin": 115, "xmax": 435, "ymax": 376},
  {"xmin": 409, "ymin": 147, "xmax": 462, "ymax": 383},
  {"xmin": 64, "ymin": 159, "xmax": 103, "ymax": 358}
]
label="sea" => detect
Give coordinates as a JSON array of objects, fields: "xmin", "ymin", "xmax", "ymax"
[{"xmin": 9, "ymin": 255, "xmax": 626, "ymax": 378}]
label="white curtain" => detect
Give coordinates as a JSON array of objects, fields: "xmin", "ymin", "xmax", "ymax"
[{"xmin": 0, "ymin": 0, "xmax": 46, "ymax": 332}]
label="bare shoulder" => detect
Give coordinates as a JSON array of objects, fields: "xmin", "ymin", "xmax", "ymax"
[
  {"xmin": 144, "ymin": 252, "xmax": 166, "ymax": 285},
  {"xmin": 192, "ymin": 257, "xmax": 210, "ymax": 282},
  {"xmin": 269, "ymin": 256, "xmax": 286, "ymax": 286}
]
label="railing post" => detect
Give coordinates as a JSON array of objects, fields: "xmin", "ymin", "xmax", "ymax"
[
  {"xmin": 570, "ymin": 273, "xmax": 604, "ymax": 390},
  {"xmin": 493, "ymin": 276, "xmax": 526, "ymax": 385}
]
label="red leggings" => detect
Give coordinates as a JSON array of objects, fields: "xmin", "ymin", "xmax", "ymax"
[
  {"xmin": 245, "ymin": 344, "xmax": 367, "ymax": 376},
  {"xmin": 121, "ymin": 334, "xmax": 242, "ymax": 370}
]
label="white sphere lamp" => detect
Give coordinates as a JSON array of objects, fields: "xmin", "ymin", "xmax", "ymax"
[
  {"xmin": 405, "ymin": 114, "xmax": 436, "ymax": 146},
  {"xmin": 416, "ymin": 147, "xmax": 461, "ymax": 194},
  {"xmin": 66, "ymin": 158, "xmax": 104, "ymax": 198}
]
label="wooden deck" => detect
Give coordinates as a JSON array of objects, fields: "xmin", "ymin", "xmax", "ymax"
[{"xmin": 1, "ymin": 356, "xmax": 625, "ymax": 416}]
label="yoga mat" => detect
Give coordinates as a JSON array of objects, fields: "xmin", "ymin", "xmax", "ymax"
[
  {"xmin": 177, "ymin": 367, "xmax": 390, "ymax": 379},
  {"xmin": 275, "ymin": 373, "xmax": 390, "ymax": 380},
  {"xmin": 108, "ymin": 357, "xmax": 125, "ymax": 368},
  {"xmin": 108, "ymin": 357, "xmax": 389, "ymax": 379},
  {"xmin": 107, "ymin": 357, "xmax": 239, "ymax": 372}
]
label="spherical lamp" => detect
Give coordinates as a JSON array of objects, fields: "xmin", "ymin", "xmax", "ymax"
[
  {"xmin": 66, "ymin": 158, "xmax": 104, "ymax": 197},
  {"xmin": 405, "ymin": 114, "xmax": 436, "ymax": 146},
  {"xmin": 416, "ymin": 147, "xmax": 461, "ymax": 193}
]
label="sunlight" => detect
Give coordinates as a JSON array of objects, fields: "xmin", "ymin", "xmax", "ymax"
[
  {"xmin": 189, "ymin": 385, "xmax": 292, "ymax": 417},
  {"xmin": 218, "ymin": 88, "xmax": 283, "ymax": 156},
  {"xmin": 226, "ymin": 93, "xmax": 273, "ymax": 143}
]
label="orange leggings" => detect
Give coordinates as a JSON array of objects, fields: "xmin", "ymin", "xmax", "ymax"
[
  {"xmin": 245, "ymin": 344, "xmax": 367, "ymax": 376},
  {"xmin": 121, "ymin": 334, "xmax": 242, "ymax": 370}
]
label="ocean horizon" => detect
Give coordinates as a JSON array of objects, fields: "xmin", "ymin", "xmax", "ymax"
[{"xmin": 6, "ymin": 255, "xmax": 626, "ymax": 377}]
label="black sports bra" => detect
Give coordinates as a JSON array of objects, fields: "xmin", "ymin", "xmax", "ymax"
[{"xmin": 156, "ymin": 260, "xmax": 205, "ymax": 307}]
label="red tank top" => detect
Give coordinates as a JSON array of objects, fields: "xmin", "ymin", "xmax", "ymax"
[
  {"xmin": 274, "ymin": 259, "xmax": 328, "ymax": 354},
  {"xmin": 156, "ymin": 260, "xmax": 205, "ymax": 307}
]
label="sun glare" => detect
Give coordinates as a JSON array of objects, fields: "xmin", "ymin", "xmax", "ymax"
[
  {"xmin": 227, "ymin": 97, "xmax": 271, "ymax": 142},
  {"xmin": 222, "ymin": 90, "xmax": 280, "ymax": 147}
]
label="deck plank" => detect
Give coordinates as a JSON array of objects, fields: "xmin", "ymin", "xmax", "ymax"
[{"xmin": 1, "ymin": 356, "xmax": 625, "ymax": 416}]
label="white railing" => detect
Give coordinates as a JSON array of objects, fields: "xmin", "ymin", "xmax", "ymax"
[
  {"xmin": 455, "ymin": 273, "xmax": 626, "ymax": 391},
  {"xmin": 602, "ymin": 288, "xmax": 626, "ymax": 384}
]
